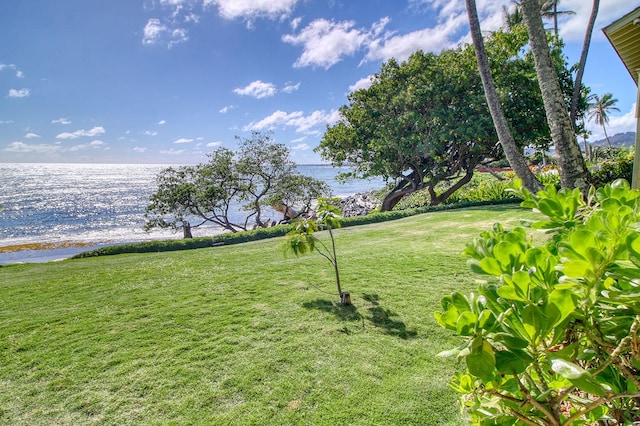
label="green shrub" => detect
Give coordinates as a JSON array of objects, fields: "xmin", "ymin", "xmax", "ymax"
[
  {"xmin": 394, "ymin": 172, "xmax": 519, "ymax": 210},
  {"xmin": 435, "ymin": 179, "xmax": 640, "ymax": 424},
  {"xmin": 591, "ymin": 152, "xmax": 634, "ymax": 188}
]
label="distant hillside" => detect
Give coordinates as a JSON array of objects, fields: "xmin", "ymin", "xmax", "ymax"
[{"xmin": 589, "ymin": 132, "xmax": 636, "ymax": 148}]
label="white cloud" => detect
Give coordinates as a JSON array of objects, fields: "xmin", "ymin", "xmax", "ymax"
[
  {"xmin": 3, "ymin": 140, "xmax": 105, "ymax": 154},
  {"xmin": 174, "ymin": 137, "xmax": 193, "ymax": 144},
  {"xmin": 8, "ymin": 88, "xmax": 30, "ymax": 98},
  {"xmin": 245, "ymin": 110, "xmax": 303, "ymax": 131},
  {"xmin": 559, "ymin": 0, "xmax": 635, "ymax": 42},
  {"xmin": 285, "ymin": 109, "xmax": 341, "ymax": 133},
  {"xmin": 204, "ymin": 0, "xmax": 298, "ymax": 21},
  {"xmin": 142, "ymin": 18, "xmax": 189, "ymax": 47},
  {"xmin": 0, "ymin": 63, "xmax": 24, "ymax": 78},
  {"xmin": 143, "ymin": 19, "xmax": 166, "ymax": 44},
  {"xmin": 234, "ymin": 80, "xmax": 277, "ymax": 99},
  {"xmin": 291, "ymin": 16, "xmax": 302, "ymax": 30},
  {"xmin": 290, "ymin": 136, "xmax": 307, "ymax": 143},
  {"xmin": 144, "ymin": 130, "xmax": 158, "ymax": 136},
  {"xmin": 207, "ymin": 141, "xmax": 222, "ymax": 147},
  {"xmin": 365, "ymin": 14, "xmax": 467, "ymax": 63},
  {"xmin": 245, "ymin": 109, "xmax": 340, "ymax": 133},
  {"xmin": 25, "ymin": 133, "xmax": 40, "ymax": 139},
  {"xmin": 283, "ymin": 18, "xmax": 385, "ymax": 69},
  {"xmin": 282, "ymin": 82, "xmax": 301, "ymax": 93},
  {"xmin": 52, "ymin": 117, "xmax": 71, "ymax": 125},
  {"xmin": 160, "ymin": 148, "xmax": 186, "ymax": 155},
  {"xmin": 586, "ymin": 103, "xmax": 637, "ymax": 142},
  {"xmin": 133, "ymin": 146, "xmax": 147, "ymax": 153},
  {"xmin": 291, "ymin": 143, "xmax": 309, "ymax": 150},
  {"xmin": 158, "ymin": 119, "xmax": 166, "ymax": 125},
  {"xmin": 219, "ymin": 105, "xmax": 236, "ymax": 113},
  {"xmin": 4, "ymin": 141, "xmax": 60, "ymax": 154},
  {"xmin": 349, "ymin": 75, "xmax": 374, "ymax": 92},
  {"xmin": 56, "ymin": 126, "xmax": 105, "ymax": 139},
  {"xmin": 0, "ymin": 120, "xmax": 14, "ymax": 124}
]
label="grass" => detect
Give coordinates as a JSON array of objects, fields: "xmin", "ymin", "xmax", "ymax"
[{"xmin": 0, "ymin": 205, "xmax": 542, "ymax": 425}]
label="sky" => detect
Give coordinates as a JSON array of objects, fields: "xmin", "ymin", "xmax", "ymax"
[{"xmin": 1, "ymin": 0, "xmax": 639, "ymax": 164}]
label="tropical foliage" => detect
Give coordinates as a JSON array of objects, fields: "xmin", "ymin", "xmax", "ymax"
[{"xmin": 436, "ymin": 179, "xmax": 640, "ymax": 425}]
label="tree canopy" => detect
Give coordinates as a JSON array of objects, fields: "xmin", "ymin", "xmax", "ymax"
[
  {"xmin": 145, "ymin": 132, "xmax": 331, "ymax": 235},
  {"xmin": 317, "ymin": 25, "xmax": 574, "ymax": 211}
]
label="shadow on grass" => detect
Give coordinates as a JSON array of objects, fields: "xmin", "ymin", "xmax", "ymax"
[
  {"xmin": 362, "ymin": 293, "xmax": 417, "ymax": 339},
  {"xmin": 302, "ymin": 299, "xmax": 363, "ymax": 323},
  {"xmin": 302, "ymin": 294, "xmax": 417, "ymax": 339}
]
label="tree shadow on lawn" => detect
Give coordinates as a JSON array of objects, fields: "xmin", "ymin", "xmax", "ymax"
[{"xmin": 302, "ymin": 294, "xmax": 417, "ymax": 339}]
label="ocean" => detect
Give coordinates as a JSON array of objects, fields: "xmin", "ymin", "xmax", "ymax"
[{"xmin": 0, "ymin": 163, "xmax": 383, "ymax": 264}]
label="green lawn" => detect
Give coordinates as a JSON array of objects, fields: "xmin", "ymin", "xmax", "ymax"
[{"xmin": 0, "ymin": 205, "xmax": 541, "ymax": 425}]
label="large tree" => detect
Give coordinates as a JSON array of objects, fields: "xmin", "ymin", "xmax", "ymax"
[
  {"xmin": 520, "ymin": 0, "xmax": 590, "ymax": 190},
  {"xmin": 145, "ymin": 132, "xmax": 330, "ymax": 235},
  {"xmin": 318, "ymin": 27, "xmax": 560, "ymax": 211},
  {"xmin": 465, "ymin": 0, "xmax": 542, "ymax": 194}
]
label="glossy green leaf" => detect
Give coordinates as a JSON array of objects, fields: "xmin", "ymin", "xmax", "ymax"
[
  {"xmin": 456, "ymin": 311, "xmax": 477, "ymax": 336},
  {"xmin": 522, "ymin": 304, "xmax": 544, "ymax": 341},
  {"xmin": 550, "ymin": 358, "xmax": 606, "ymax": 396},
  {"xmin": 434, "ymin": 307, "xmax": 458, "ymax": 330},
  {"xmin": 562, "ymin": 259, "xmax": 592, "ymax": 278},
  {"xmin": 493, "ymin": 332, "xmax": 529, "ymax": 349},
  {"xmin": 451, "ymin": 292, "xmax": 471, "ymax": 313},
  {"xmin": 495, "ymin": 349, "xmax": 531, "ymax": 375},
  {"xmin": 546, "ymin": 289, "xmax": 576, "ymax": 328},
  {"xmin": 479, "ymin": 257, "xmax": 503, "ymax": 276},
  {"xmin": 467, "ymin": 339, "xmax": 496, "ymax": 379}
]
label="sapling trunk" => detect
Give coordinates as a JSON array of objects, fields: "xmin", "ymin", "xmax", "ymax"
[{"xmin": 328, "ymin": 227, "xmax": 342, "ymax": 297}]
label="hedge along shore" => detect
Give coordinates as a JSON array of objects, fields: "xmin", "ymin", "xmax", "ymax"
[{"xmin": 72, "ymin": 198, "xmax": 520, "ymax": 260}]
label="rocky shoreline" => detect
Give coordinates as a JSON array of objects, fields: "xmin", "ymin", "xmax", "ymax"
[{"xmin": 337, "ymin": 190, "xmax": 382, "ymax": 217}]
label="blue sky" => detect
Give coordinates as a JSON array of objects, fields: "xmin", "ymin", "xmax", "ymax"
[{"xmin": 1, "ymin": 0, "xmax": 638, "ymax": 164}]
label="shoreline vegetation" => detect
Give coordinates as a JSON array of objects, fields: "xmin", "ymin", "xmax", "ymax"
[{"xmin": 71, "ymin": 198, "xmax": 520, "ymax": 260}]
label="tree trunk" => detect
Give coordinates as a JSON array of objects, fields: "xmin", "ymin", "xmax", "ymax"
[
  {"xmin": 183, "ymin": 221, "xmax": 193, "ymax": 239},
  {"xmin": 465, "ymin": 0, "xmax": 542, "ymax": 193},
  {"xmin": 569, "ymin": 0, "xmax": 599, "ymax": 127},
  {"xmin": 603, "ymin": 124, "xmax": 612, "ymax": 148},
  {"xmin": 380, "ymin": 170, "xmax": 424, "ymax": 211},
  {"xmin": 521, "ymin": 0, "xmax": 590, "ymax": 191},
  {"xmin": 429, "ymin": 169, "xmax": 475, "ymax": 205}
]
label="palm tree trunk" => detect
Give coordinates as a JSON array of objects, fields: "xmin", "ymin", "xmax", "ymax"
[
  {"xmin": 603, "ymin": 124, "xmax": 613, "ymax": 148},
  {"xmin": 569, "ymin": 0, "xmax": 599, "ymax": 127},
  {"xmin": 521, "ymin": 0, "xmax": 590, "ymax": 191},
  {"xmin": 465, "ymin": 0, "xmax": 542, "ymax": 193}
]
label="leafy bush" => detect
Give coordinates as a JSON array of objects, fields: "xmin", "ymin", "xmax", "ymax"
[
  {"xmin": 435, "ymin": 179, "xmax": 640, "ymax": 424},
  {"xmin": 394, "ymin": 173, "xmax": 519, "ymax": 210},
  {"xmin": 591, "ymin": 150, "xmax": 634, "ymax": 188}
]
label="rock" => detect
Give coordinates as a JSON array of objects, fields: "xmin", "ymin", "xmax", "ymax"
[{"xmin": 337, "ymin": 190, "xmax": 381, "ymax": 217}]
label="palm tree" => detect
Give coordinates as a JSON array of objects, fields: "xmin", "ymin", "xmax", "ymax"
[
  {"xmin": 520, "ymin": 0, "xmax": 590, "ymax": 190},
  {"xmin": 588, "ymin": 93, "xmax": 620, "ymax": 148},
  {"xmin": 466, "ymin": 0, "xmax": 542, "ymax": 193},
  {"xmin": 502, "ymin": 2, "xmax": 524, "ymax": 30},
  {"xmin": 540, "ymin": 0, "xmax": 575, "ymax": 36},
  {"xmin": 569, "ymin": 0, "xmax": 600, "ymax": 128}
]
